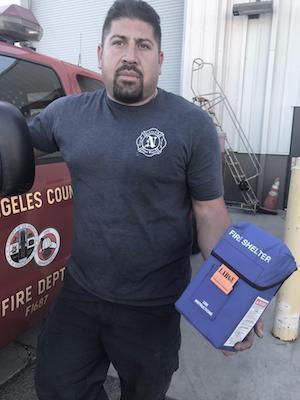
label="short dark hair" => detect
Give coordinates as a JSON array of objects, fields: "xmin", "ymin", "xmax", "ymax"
[{"xmin": 102, "ymin": 0, "xmax": 161, "ymax": 50}]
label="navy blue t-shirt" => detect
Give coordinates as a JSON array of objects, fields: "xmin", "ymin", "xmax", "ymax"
[{"xmin": 29, "ymin": 88, "xmax": 223, "ymax": 305}]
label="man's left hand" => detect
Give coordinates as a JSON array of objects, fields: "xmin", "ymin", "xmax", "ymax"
[{"xmin": 222, "ymin": 318, "xmax": 264, "ymax": 356}]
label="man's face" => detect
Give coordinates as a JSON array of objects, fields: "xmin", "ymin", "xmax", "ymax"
[{"xmin": 98, "ymin": 18, "xmax": 163, "ymax": 105}]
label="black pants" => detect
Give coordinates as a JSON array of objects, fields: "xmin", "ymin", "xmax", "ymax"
[{"xmin": 35, "ymin": 272, "xmax": 181, "ymax": 400}]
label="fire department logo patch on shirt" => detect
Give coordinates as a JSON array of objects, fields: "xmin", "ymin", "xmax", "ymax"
[{"xmin": 136, "ymin": 128, "xmax": 167, "ymax": 157}]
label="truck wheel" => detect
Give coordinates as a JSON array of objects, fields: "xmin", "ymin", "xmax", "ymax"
[{"xmin": 0, "ymin": 101, "xmax": 35, "ymax": 196}]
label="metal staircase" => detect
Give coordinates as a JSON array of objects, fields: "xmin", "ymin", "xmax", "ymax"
[{"xmin": 191, "ymin": 58, "xmax": 262, "ymax": 212}]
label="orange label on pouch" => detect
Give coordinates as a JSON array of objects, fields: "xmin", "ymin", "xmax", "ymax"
[{"xmin": 210, "ymin": 264, "xmax": 239, "ymax": 294}]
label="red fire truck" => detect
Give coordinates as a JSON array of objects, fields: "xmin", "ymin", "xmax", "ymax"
[{"xmin": 0, "ymin": 4, "xmax": 103, "ymax": 348}]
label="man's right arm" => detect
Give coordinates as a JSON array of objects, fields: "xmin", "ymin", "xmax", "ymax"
[{"xmin": 29, "ymin": 98, "xmax": 62, "ymax": 158}]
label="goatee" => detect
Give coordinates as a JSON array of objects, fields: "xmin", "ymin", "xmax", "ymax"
[{"xmin": 113, "ymin": 64, "xmax": 144, "ymax": 104}]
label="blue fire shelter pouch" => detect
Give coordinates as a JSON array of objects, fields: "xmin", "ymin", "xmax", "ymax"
[{"xmin": 175, "ymin": 222, "xmax": 297, "ymax": 351}]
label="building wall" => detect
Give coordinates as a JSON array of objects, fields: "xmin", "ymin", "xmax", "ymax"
[
  {"xmin": 182, "ymin": 0, "xmax": 300, "ymax": 156},
  {"xmin": 30, "ymin": 0, "xmax": 185, "ymax": 94},
  {"xmin": 181, "ymin": 0, "xmax": 300, "ymax": 208},
  {"xmin": 20, "ymin": 0, "xmax": 29, "ymax": 7}
]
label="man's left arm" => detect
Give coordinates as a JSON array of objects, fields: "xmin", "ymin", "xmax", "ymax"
[
  {"xmin": 192, "ymin": 196, "xmax": 264, "ymax": 353},
  {"xmin": 192, "ymin": 196, "xmax": 230, "ymax": 259}
]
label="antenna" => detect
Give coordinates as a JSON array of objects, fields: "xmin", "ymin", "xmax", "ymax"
[{"xmin": 78, "ymin": 33, "xmax": 82, "ymax": 66}]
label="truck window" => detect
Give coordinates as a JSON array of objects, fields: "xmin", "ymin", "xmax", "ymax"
[
  {"xmin": 76, "ymin": 74, "xmax": 103, "ymax": 93},
  {"xmin": 0, "ymin": 55, "xmax": 65, "ymax": 120}
]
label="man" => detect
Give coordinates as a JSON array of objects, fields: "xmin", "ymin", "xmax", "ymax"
[{"xmin": 30, "ymin": 1, "xmax": 263, "ymax": 399}]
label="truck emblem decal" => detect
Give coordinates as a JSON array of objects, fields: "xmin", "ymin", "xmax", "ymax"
[
  {"xmin": 5, "ymin": 224, "xmax": 38, "ymax": 268},
  {"xmin": 136, "ymin": 128, "xmax": 167, "ymax": 157},
  {"xmin": 34, "ymin": 228, "xmax": 60, "ymax": 267}
]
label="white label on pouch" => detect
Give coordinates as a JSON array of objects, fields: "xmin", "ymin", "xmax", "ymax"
[{"xmin": 224, "ymin": 296, "xmax": 269, "ymax": 347}]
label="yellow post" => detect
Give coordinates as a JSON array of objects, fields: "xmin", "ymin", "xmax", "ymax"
[{"xmin": 272, "ymin": 158, "xmax": 300, "ymax": 341}]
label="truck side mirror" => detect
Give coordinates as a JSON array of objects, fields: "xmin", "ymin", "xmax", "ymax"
[{"xmin": 0, "ymin": 101, "xmax": 35, "ymax": 196}]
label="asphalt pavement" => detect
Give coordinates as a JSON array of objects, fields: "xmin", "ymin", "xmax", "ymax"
[{"xmin": 0, "ymin": 364, "xmax": 121, "ymax": 400}]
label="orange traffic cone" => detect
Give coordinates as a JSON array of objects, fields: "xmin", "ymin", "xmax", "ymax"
[{"xmin": 259, "ymin": 177, "xmax": 280, "ymax": 214}]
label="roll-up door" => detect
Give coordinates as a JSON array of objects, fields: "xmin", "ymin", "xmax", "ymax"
[{"xmin": 31, "ymin": 0, "xmax": 184, "ymax": 94}]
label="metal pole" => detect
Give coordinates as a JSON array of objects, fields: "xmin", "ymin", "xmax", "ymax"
[{"xmin": 272, "ymin": 158, "xmax": 300, "ymax": 341}]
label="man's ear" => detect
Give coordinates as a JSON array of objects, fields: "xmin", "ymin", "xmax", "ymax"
[
  {"xmin": 159, "ymin": 51, "xmax": 164, "ymax": 75},
  {"xmin": 97, "ymin": 45, "xmax": 103, "ymax": 70}
]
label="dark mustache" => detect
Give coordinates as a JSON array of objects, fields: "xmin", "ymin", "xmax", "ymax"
[{"xmin": 115, "ymin": 64, "xmax": 143, "ymax": 78}]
